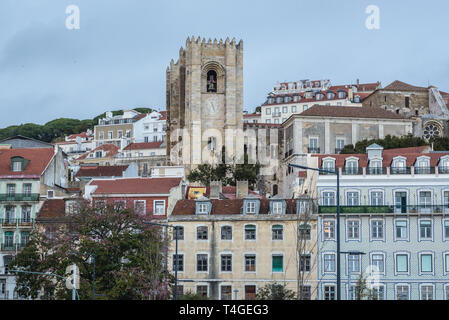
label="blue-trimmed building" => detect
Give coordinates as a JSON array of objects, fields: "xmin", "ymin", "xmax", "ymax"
[{"xmin": 312, "ymin": 144, "xmax": 449, "ymax": 300}]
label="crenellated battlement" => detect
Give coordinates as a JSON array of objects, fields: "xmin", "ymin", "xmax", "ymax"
[{"xmin": 185, "ymin": 36, "xmax": 243, "ymax": 50}]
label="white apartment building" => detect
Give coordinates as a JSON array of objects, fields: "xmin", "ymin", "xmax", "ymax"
[
  {"xmin": 260, "ymin": 79, "xmax": 380, "ymax": 124},
  {"xmin": 133, "ymin": 111, "xmax": 167, "ymax": 143}
]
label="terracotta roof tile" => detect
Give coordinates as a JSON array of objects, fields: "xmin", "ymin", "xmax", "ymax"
[
  {"xmin": 37, "ymin": 199, "xmax": 66, "ymax": 219},
  {"xmin": 383, "ymin": 80, "xmax": 428, "ymax": 92},
  {"xmin": 299, "ymin": 105, "xmax": 407, "ymax": 120},
  {"xmin": 0, "ymin": 148, "xmax": 54, "ymax": 178},
  {"xmin": 91, "ymin": 177, "xmax": 182, "ymax": 195},
  {"xmin": 77, "ymin": 144, "xmax": 119, "ymax": 160},
  {"xmin": 75, "ymin": 165, "xmax": 129, "ymax": 178},
  {"xmin": 123, "ymin": 142, "xmax": 163, "ymax": 151},
  {"xmin": 171, "ymin": 198, "xmax": 298, "ymax": 216}
]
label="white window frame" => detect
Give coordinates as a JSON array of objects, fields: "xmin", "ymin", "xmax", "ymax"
[
  {"xmin": 134, "ymin": 200, "xmax": 146, "ymax": 215},
  {"xmin": 394, "ymin": 252, "xmax": 410, "ymax": 275},
  {"xmin": 153, "ymin": 200, "xmax": 166, "ymax": 215}
]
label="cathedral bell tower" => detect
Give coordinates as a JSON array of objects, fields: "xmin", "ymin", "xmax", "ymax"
[{"xmin": 166, "ymin": 36, "xmax": 244, "ymax": 170}]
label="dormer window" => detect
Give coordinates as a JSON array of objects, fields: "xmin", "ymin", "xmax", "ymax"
[
  {"xmin": 345, "ymin": 159, "xmax": 359, "ymax": 175},
  {"xmin": 246, "ymin": 201, "xmax": 256, "ymax": 214},
  {"xmin": 369, "ymin": 159, "xmax": 383, "ymax": 175},
  {"xmin": 338, "ymin": 91, "xmax": 346, "ymax": 99},
  {"xmin": 415, "ymin": 157, "xmax": 431, "ymax": 174},
  {"xmin": 392, "ymin": 157, "xmax": 407, "ymax": 174},
  {"xmin": 326, "ymin": 92, "xmax": 335, "ymax": 100},
  {"xmin": 322, "ymin": 158, "xmax": 336, "ymax": 173},
  {"xmin": 198, "ymin": 203, "xmax": 208, "ymax": 214},
  {"xmin": 11, "ymin": 157, "xmax": 28, "ymax": 172},
  {"xmin": 439, "ymin": 156, "xmax": 449, "ymax": 173},
  {"xmin": 272, "ymin": 201, "xmax": 283, "ymax": 214},
  {"xmin": 315, "ymin": 93, "xmax": 323, "ymax": 100}
]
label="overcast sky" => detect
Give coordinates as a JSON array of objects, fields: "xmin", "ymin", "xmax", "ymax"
[{"xmin": 0, "ymin": 0, "xmax": 448, "ymax": 127}]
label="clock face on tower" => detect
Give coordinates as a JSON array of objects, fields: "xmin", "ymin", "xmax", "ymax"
[{"xmin": 206, "ymin": 96, "xmax": 219, "ymax": 115}]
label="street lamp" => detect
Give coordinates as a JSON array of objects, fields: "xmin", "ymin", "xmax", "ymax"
[
  {"xmin": 341, "ymin": 251, "xmax": 366, "ymax": 300},
  {"xmin": 288, "ymin": 163, "xmax": 341, "ymax": 300},
  {"xmin": 143, "ymin": 221, "xmax": 179, "ymax": 300}
]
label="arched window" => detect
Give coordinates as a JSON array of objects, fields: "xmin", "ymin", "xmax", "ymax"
[
  {"xmin": 221, "ymin": 226, "xmax": 232, "ymax": 240},
  {"xmin": 244, "ymin": 225, "xmax": 257, "ymax": 240},
  {"xmin": 207, "ymin": 70, "xmax": 217, "ymax": 93}
]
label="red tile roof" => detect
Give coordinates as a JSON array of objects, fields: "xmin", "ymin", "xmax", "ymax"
[
  {"xmin": 91, "ymin": 177, "xmax": 182, "ymax": 195},
  {"xmin": 0, "ymin": 148, "xmax": 54, "ymax": 178},
  {"xmin": 75, "ymin": 165, "xmax": 129, "ymax": 178},
  {"xmin": 37, "ymin": 199, "xmax": 66, "ymax": 219},
  {"xmin": 123, "ymin": 142, "xmax": 163, "ymax": 151},
  {"xmin": 383, "ymin": 80, "xmax": 428, "ymax": 92},
  {"xmin": 67, "ymin": 132, "xmax": 92, "ymax": 140},
  {"xmin": 299, "ymin": 105, "xmax": 407, "ymax": 120},
  {"xmin": 243, "ymin": 113, "xmax": 261, "ymax": 118},
  {"xmin": 171, "ymin": 198, "xmax": 298, "ymax": 216},
  {"xmin": 77, "ymin": 144, "xmax": 119, "ymax": 160},
  {"xmin": 159, "ymin": 111, "xmax": 167, "ymax": 120},
  {"xmin": 315, "ymin": 151, "xmax": 449, "ymax": 168}
]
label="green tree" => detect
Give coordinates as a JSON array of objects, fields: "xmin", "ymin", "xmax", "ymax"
[
  {"xmin": 11, "ymin": 201, "xmax": 171, "ymax": 300},
  {"xmin": 340, "ymin": 134, "xmax": 428, "ymax": 154},
  {"xmin": 256, "ymin": 283, "xmax": 296, "ymax": 300}
]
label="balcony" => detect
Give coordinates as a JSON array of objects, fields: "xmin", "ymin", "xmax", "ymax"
[
  {"xmin": 1, "ymin": 219, "xmax": 17, "ymax": 227},
  {"xmin": 343, "ymin": 167, "xmax": 363, "ymax": 175},
  {"xmin": 367, "ymin": 167, "xmax": 386, "ymax": 175},
  {"xmin": 307, "ymin": 147, "xmax": 320, "ymax": 154},
  {"xmin": 390, "ymin": 167, "xmax": 411, "ymax": 175},
  {"xmin": 18, "ymin": 218, "xmax": 34, "ymax": 227},
  {"xmin": 415, "ymin": 167, "xmax": 435, "ymax": 175},
  {"xmin": 0, "ymin": 193, "xmax": 39, "ymax": 201},
  {"xmin": 319, "ymin": 205, "xmax": 449, "ymax": 214},
  {"xmin": 1, "ymin": 219, "xmax": 34, "ymax": 227},
  {"xmin": 1, "ymin": 243, "xmax": 16, "ymax": 251}
]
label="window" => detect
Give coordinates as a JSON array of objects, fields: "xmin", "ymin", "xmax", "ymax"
[
  {"xmin": 207, "ymin": 137, "xmax": 216, "ymax": 151},
  {"xmin": 172, "ymin": 254, "xmax": 184, "ymax": 272},
  {"xmin": 245, "ymin": 285, "xmax": 256, "ymax": 300},
  {"xmin": 173, "ymin": 226, "xmax": 184, "ymax": 240},
  {"xmin": 323, "ymin": 220, "xmax": 335, "ymax": 240},
  {"xmin": 323, "ymin": 192, "xmax": 335, "ymax": 206},
  {"xmin": 282, "ymin": 106, "xmax": 288, "ymax": 113},
  {"xmin": 420, "ymin": 220, "xmax": 432, "ymax": 239},
  {"xmin": 418, "ymin": 191, "xmax": 431, "ymax": 212},
  {"xmin": 291, "ymin": 106, "xmax": 297, "ymax": 113},
  {"xmin": 395, "ymin": 220, "xmax": 408, "ymax": 239},
  {"xmin": 299, "ymin": 254, "xmax": 311, "ymax": 272},
  {"xmin": 221, "ymin": 286, "xmax": 232, "ymax": 300},
  {"xmin": 6, "ymin": 184, "xmax": 15, "ymax": 196},
  {"xmin": 271, "ymin": 201, "xmax": 283, "ymax": 214},
  {"xmin": 221, "ymin": 254, "xmax": 232, "ymax": 272},
  {"xmin": 197, "ymin": 226, "xmax": 208, "ymax": 240},
  {"xmin": 245, "ymin": 225, "xmax": 256, "ymax": 240},
  {"xmin": 299, "ymin": 285, "xmax": 311, "ymax": 300},
  {"xmin": 371, "ymin": 192, "xmax": 383, "ymax": 206},
  {"xmin": 134, "ymin": 200, "xmax": 146, "ymax": 215},
  {"xmin": 197, "ymin": 285, "xmax": 208, "ymax": 298},
  {"xmin": 345, "ymin": 161, "xmax": 358, "ymax": 175},
  {"xmin": 272, "ymin": 255, "xmax": 283, "ymax": 272},
  {"xmin": 153, "ymin": 200, "xmax": 165, "ymax": 215},
  {"xmin": 108, "ymin": 131, "xmax": 113, "ymax": 139},
  {"xmin": 372, "ymin": 286, "xmax": 385, "ymax": 300},
  {"xmin": 12, "ymin": 160, "xmax": 23, "ymax": 172},
  {"xmin": 445, "ymin": 220, "xmax": 449, "ymax": 239},
  {"xmin": 396, "ymin": 285, "xmax": 409, "ymax": 300},
  {"xmin": 299, "ymin": 224, "xmax": 311, "ymax": 240},
  {"xmin": 421, "ymin": 285, "xmax": 433, "ymax": 300},
  {"xmin": 114, "ymin": 200, "xmax": 126, "ymax": 210},
  {"xmin": 221, "ymin": 226, "xmax": 232, "ymax": 240},
  {"xmin": 324, "ymin": 285, "xmax": 336, "ymax": 300},
  {"xmin": 445, "ymin": 254, "xmax": 449, "ymax": 273},
  {"xmin": 245, "ymin": 201, "xmax": 256, "ymax": 214},
  {"xmin": 347, "ymin": 220, "xmax": 359, "ymax": 239},
  {"xmin": 308, "ymin": 137, "xmax": 318, "ymax": 153},
  {"xmin": 95, "ymin": 151, "xmax": 102, "ymax": 158},
  {"xmin": 420, "ymin": 254, "xmax": 433, "ymax": 273},
  {"xmin": 272, "ymin": 225, "xmax": 283, "ymax": 240},
  {"xmin": 372, "ymin": 220, "xmax": 383, "ymax": 239},
  {"xmin": 371, "ymin": 254, "xmax": 384, "ymax": 273},
  {"xmin": 99, "ymin": 131, "xmax": 104, "ymax": 140},
  {"xmin": 21, "ymin": 206, "xmax": 31, "ymax": 223},
  {"xmin": 348, "ymin": 254, "xmax": 360, "ymax": 273},
  {"xmin": 245, "ymin": 254, "xmax": 256, "ymax": 272},
  {"xmin": 5, "ymin": 206, "xmax": 14, "ymax": 223},
  {"xmin": 23, "ymin": 183, "xmax": 32, "ymax": 196},
  {"xmin": 396, "ymin": 254, "xmax": 408, "ymax": 273},
  {"xmin": 347, "ymin": 192, "xmax": 359, "ymax": 206},
  {"xmin": 196, "ymin": 254, "xmax": 208, "ymax": 272},
  {"xmin": 324, "ymin": 254, "xmax": 336, "ymax": 272},
  {"xmin": 198, "ymin": 203, "xmax": 208, "ymax": 215},
  {"xmin": 266, "ymin": 108, "xmax": 271, "ymax": 115},
  {"xmin": 336, "ymin": 138, "xmax": 345, "ymax": 152}
]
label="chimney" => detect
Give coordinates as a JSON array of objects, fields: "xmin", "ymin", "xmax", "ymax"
[
  {"xmin": 209, "ymin": 181, "xmax": 222, "ymax": 200},
  {"xmin": 0, "ymin": 144, "xmax": 11, "ymax": 150},
  {"xmin": 236, "ymin": 180, "xmax": 249, "ymax": 199},
  {"xmin": 348, "ymin": 87, "xmax": 354, "ymax": 101}
]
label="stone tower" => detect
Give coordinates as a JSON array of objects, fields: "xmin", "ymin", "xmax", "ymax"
[{"xmin": 166, "ymin": 36, "xmax": 244, "ymax": 169}]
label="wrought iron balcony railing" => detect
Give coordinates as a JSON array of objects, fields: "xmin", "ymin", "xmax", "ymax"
[
  {"xmin": 0, "ymin": 193, "xmax": 39, "ymax": 201},
  {"xmin": 1, "ymin": 219, "xmax": 34, "ymax": 227},
  {"xmin": 319, "ymin": 204, "xmax": 449, "ymax": 214},
  {"xmin": 308, "ymin": 147, "xmax": 320, "ymax": 154}
]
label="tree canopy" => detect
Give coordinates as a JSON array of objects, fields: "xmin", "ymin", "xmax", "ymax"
[
  {"xmin": 340, "ymin": 134, "xmax": 429, "ymax": 154},
  {"xmin": 11, "ymin": 201, "xmax": 171, "ymax": 300},
  {"xmin": 0, "ymin": 107, "xmax": 155, "ymax": 143}
]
